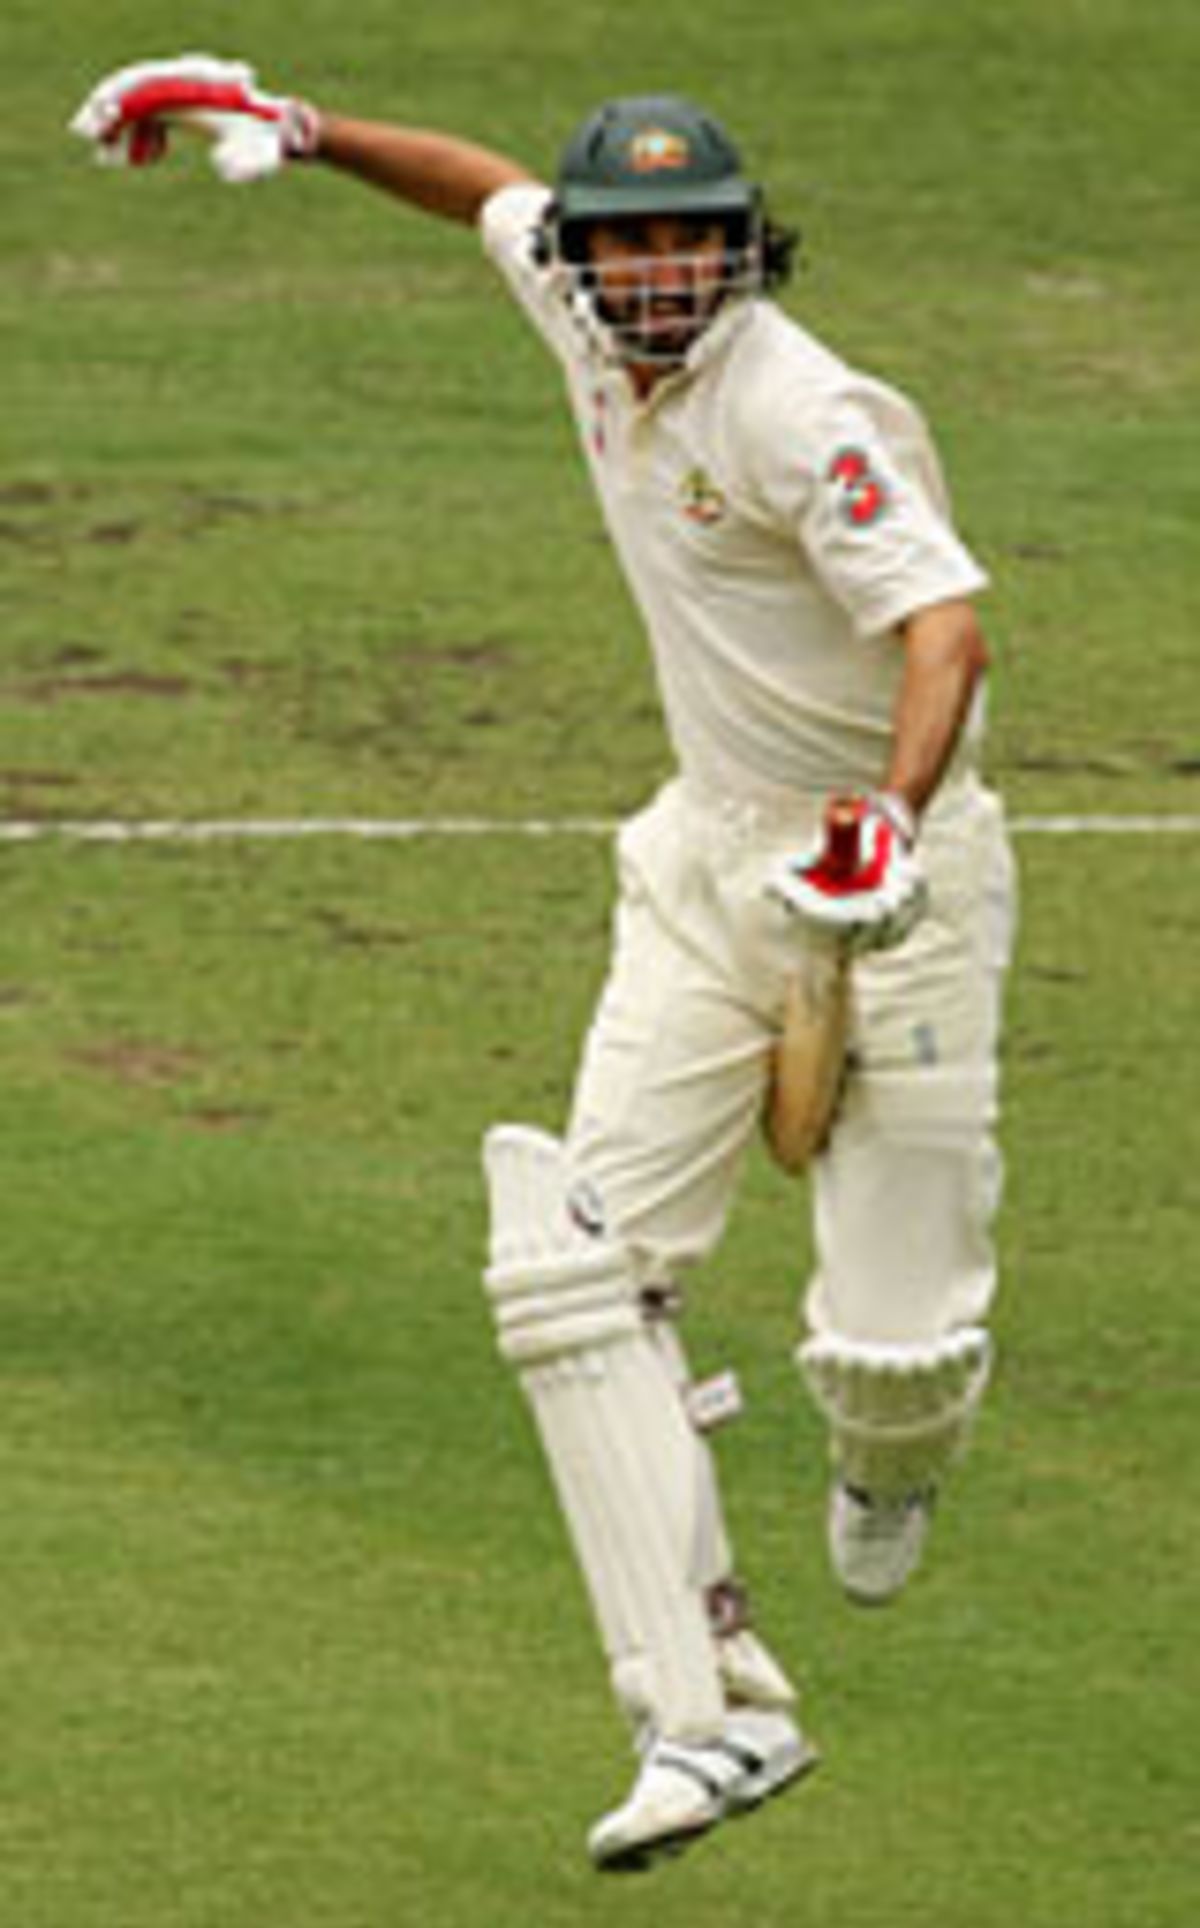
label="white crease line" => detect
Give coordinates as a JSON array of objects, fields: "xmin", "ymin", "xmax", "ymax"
[
  {"xmin": 1011, "ymin": 815, "xmax": 1200, "ymax": 834},
  {"xmin": 0, "ymin": 814, "xmax": 1198, "ymax": 845},
  {"xmin": 0, "ymin": 817, "xmax": 615, "ymax": 844}
]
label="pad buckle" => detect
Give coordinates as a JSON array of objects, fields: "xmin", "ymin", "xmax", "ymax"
[{"xmin": 687, "ymin": 1369, "xmax": 744, "ymax": 1433}]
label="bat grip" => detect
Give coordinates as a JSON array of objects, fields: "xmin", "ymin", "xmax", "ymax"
[{"xmin": 823, "ymin": 797, "xmax": 865, "ymax": 881}]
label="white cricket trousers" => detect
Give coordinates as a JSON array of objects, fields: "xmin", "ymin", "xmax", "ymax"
[{"xmin": 565, "ymin": 775, "xmax": 1017, "ymax": 1347}]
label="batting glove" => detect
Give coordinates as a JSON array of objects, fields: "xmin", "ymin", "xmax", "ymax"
[
  {"xmin": 69, "ymin": 54, "xmax": 320, "ymax": 184},
  {"xmin": 767, "ymin": 793, "xmax": 928, "ymax": 954}
]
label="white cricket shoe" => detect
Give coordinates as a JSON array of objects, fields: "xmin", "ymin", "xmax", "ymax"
[
  {"xmin": 829, "ymin": 1482, "xmax": 934, "ymax": 1605},
  {"xmin": 588, "ymin": 1707, "xmax": 817, "ymax": 1874}
]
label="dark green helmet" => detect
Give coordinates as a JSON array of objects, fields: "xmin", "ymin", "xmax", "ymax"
[{"xmin": 552, "ymin": 95, "xmax": 761, "ymax": 260}]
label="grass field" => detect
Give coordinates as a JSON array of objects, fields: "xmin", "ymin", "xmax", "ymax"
[{"xmin": 2, "ymin": 2, "xmax": 1197, "ymax": 1923}]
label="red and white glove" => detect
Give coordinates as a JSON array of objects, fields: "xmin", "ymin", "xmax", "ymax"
[
  {"xmin": 767, "ymin": 793, "xmax": 928, "ymax": 954},
  {"xmin": 69, "ymin": 54, "xmax": 319, "ymax": 184}
]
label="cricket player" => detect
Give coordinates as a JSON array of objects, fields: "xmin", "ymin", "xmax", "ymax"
[{"xmin": 71, "ymin": 61, "xmax": 1017, "ymax": 1873}]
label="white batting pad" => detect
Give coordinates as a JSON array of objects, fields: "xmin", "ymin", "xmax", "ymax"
[
  {"xmin": 798, "ymin": 1325, "xmax": 992, "ymax": 1499},
  {"xmin": 647, "ymin": 1320, "xmax": 795, "ymax": 1715},
  {"xmin": 483, "ymin": 1124, "xmax": 728, "ymax": 1738}
]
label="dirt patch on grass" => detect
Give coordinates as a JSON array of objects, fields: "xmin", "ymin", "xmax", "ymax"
[
  {"xmin": 314, "ymin": 907, "xmax": 416, "ymax": 950},
  {"xmin": 182, "ymin": 1105, "xmax": 268, "ymax": 1132},
  {"xmin": 9, "ymin": 671, "xmax": 194, "ymax": 704},
  {"xmin": 0, "ymin": 769, "xmax": 80, "ymax": 819},
  {"xmin": 67, "ymin": 1040, "xmax": 269, "ymax": 1131},
  {"xmin": 0, "ymin": 769, "xmax": 78, "ymax": 789},
  {"xmin": 70, "ymin": 1041, "xmax": 207, "ymax": 1089},
  {"xmin": 0, "ymin": 481, "xmax": 309, "ymax": 556},
  {"xmin": 0, "ymin": 483, "xmax": 90, "ymax": 509}
]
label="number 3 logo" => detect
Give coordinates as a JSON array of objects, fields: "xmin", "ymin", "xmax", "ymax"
[{"xmin": 827, "ymin": 446, "xmax": 889, "ymax": 527}]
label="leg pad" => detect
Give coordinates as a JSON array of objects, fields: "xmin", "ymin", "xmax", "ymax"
[
  {"xmin": 798, "ymin": 1326, "xmax": 992, "ymax": 1499},
  {"xmin": 484, "ymin": 1124, "xmax": 727, "ymax": 1739}
]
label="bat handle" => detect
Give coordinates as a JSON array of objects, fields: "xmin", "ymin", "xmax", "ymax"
[{"xmin": 823, "ymin": 796, "xmax": 865, "ymax": 882}]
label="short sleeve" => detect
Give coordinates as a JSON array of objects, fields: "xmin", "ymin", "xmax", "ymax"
[
  {"xmin": 479, "ymin": 181, "xmax": 576, "ymax": 361},
  {"xmin": 746, "ymin": 384, "xmax": 988, "ymax": 636}
]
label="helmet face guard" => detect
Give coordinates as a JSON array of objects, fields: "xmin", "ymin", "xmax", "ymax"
[
  {"xmin": 545, "ymin": 95, "xmax": 766, "ymax": 366},
  {"xmin": 553, "ymin": 237, "xmax": 763, "ymax": 367}
]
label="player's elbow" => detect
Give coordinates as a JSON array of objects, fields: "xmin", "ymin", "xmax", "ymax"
[
  {"xmin": 955, "ymin": 612, "xmax": 990, "ymax": 692},
  {"xmin": 902, "ymin": 598, "xmax": 990, "ymax": 685}
]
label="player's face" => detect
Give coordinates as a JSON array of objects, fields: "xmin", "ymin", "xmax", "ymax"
[{"xmin": 585, "ymin": 214, "xmax": 732, "ymax": 362}]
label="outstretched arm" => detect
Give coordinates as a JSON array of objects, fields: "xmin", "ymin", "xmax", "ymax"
[
  {"xmin": 70, "ymin": 54, "xmax": 535, "ymax": 222},
  {"xmin": 312, "ymin": 114, "xmax": 533, "ymax": 224}
]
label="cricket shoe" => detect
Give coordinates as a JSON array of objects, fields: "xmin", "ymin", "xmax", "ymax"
[
  {"xmin": 588, "ymin": 1707, "xmax": 818, "ymax": 1874},
  {"xmin": 829, "ymin": 1481, "xmax": 935, "ymax": 1606}
]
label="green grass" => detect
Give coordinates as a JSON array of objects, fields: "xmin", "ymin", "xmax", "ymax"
[{"xmin": 1, "ymin": 2, "xmax": 1197, "ymax": 1922}]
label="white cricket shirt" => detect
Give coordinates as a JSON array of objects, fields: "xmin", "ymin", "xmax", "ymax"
[{"xmin": 481, "ymin": 183, "xmax": 989, "ymax": 803}]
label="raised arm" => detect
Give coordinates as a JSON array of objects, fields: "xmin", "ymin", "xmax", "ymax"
[
  {"xmin": 69, "ymin": 53, "xmax": 534, "ymax": 222},
  {"xmin": 311, "ymin": 115, "xmax": 533, "ymax": 224}
]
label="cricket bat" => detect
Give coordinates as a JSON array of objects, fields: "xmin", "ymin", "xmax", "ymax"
[{"xmin": 763, "ymin": 799, "xmax": 859, "ymax": 1175}]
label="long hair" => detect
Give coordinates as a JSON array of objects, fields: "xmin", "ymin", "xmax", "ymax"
[{"xmin": 761, "ymin": 212, "xmax": 802, "ymax": 291}]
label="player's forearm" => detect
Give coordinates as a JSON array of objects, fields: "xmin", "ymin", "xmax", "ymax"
[
  {"xmin": 884, "ymin": 599, "xmax": 989, "ymax": 819},
  {"xmin": 311, "ymin": 114, "xmax": 533, "ymax": 224}
]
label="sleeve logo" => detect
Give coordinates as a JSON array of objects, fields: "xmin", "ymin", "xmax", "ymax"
[{"xmin": 827, "ymin": 446, "xmax": 889, "ymax": 527}]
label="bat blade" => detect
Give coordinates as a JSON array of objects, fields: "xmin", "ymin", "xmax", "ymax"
[{"xmin": 763, "ymin": 952, "xmax": 850, "ymax": 1175}]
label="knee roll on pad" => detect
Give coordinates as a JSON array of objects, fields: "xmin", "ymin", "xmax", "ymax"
[
  {"xmin": 798, "ymin": 1326, "xmax": 992, "ymax": 1500},
  {"xmin": 484, "ymin": 1122, "xmax": 641, "ymax": 1363},
  {"xmin": 486, "ymin": 1224, "xmax": 642, "ymax": 1366}
]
